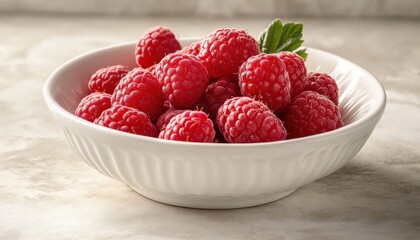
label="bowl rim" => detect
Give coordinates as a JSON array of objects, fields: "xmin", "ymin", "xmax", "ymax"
[{"xmin": 43, "ymin": 39, "xmax": 386, "ymax": 148}]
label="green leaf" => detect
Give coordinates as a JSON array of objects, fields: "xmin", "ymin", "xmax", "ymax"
[
  {"xmin": 295, "ymin": 48, "xmax": 308, "ymax": 61},
  {"xmin": 258, "ymin": 19, "xmax": 307, "ymax": 60},
  {"xmin": 279, "ymin": 23, "xmax": 302, "ymax": 48},
  {"xmin": 278, "ymin": 38, "xmax": 303, "ymax": 53},
  {"xmin": 259, "ymin": 19, "xmax": 283, "ymax": 53},
  {"xmin": 285, "ymin": 39, "xmax": 304, "ymax": 52}
]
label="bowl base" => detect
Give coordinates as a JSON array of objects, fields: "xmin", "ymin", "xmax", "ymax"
[{"xmin": 130, "ymin": 187, "xmax": 298, "ymax": 209}]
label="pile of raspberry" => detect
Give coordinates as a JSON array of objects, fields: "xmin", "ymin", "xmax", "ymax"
[{"xmin": 75, "ymin": 26, "xmax": 343, "ymax": 143}]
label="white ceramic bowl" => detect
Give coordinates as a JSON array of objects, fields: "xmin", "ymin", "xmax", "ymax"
[{"xmin": 44, "ymin": 39, "xmax": 386, "ymax": 209}]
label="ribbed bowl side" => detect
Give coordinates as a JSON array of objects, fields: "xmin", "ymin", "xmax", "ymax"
[{"xmin": 55, "ymin": 110, "xmax": 380, "ymax": 199}]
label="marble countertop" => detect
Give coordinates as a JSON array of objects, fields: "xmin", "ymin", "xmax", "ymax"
[{"xmin": 0, "ymin": 15, "xmax": 419, "ymax": 239}]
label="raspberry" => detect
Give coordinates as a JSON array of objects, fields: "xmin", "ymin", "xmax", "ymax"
[
  {"xmin": 238, "ymin": 53, "xmax": 291, "ymax": 113},
  {"xmin": 217, "ymin": 97, "xmax": 287, "ymax": 143},
  {"xmin": 209, "ymin": 75, "xmax": 238, "ymax": 83},
  {"xmin": 147, "ymin": 64, "xmax": 157, "ymax": 77},
  {"xmin": 155, "ymin": 53, "xmax": 209, "ymax": 109},
  {"xmin": 181, "ymin": 40, "xmax": 201, "ymax": 55},
  {"xmin": 135, "ymin": 26, "xmax": 181, "ymax": 68},
  {"xmin": 95, "ymin": 105, "xmax": 157, "ymax": 137},
  {"xmin": 277, "ymin": 52, "xmax": 308, "ymax": 98},
  {"xmin": 199, "ymin": 77, "xmax": 241, "ymax": 121},
  {"xmin": 88, "ymin": 65, "xmax": 129, "ymax": 94},
  {"xmin": 283, "ymin": 91, "xmax": 343, "ymax": 139},
  {"xmin": 155, "ymin": 108, "xmax": 187, "ymax": 131},
  {"xmin": 75, "ymin": 92, "xmax": 111, "ymax": 122},
  {"xmin": 304, "ymin": 72, "xmax": 339, "ymax": 105},
  {"xmin": 158, "ymin": 110, "xmax": 215, "ymax": 142},
  {"xmin": 111, "ymin": 68, "xmax": 164, "ymax": 120},
  {"xmin": 160, "ymin": 101, "xmax": 171, "ymax": 114},
  {"xmin": 198, "ymin": 28, "xmax": 260, "ymax": 78}
]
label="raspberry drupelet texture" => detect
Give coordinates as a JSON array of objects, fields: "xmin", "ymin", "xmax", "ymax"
[
  {"xmin": 238, "ymin": 53, "xmax": 291, "ymax": 113},
  {"xmin": 94, "ymin": 105, "xmax": 157, "ymax": 137},
  {"xmin": 111, "ymin": 68, "xmax": 164, "ymax": 121},
  {"xmin": 75, "ymin": 92, "xmax": 112, "ymax": 122},
  {"xmin": 198, "ymin": 28, "xmax": 260, "ymax": 78},
  {"xmin": 304, "ymin": 72, "xmax": 339, "ymax": 105},
  {"xmin": 277, "ymin": 52, "xmax": 308, "ymax": 98},
  {"xmin": 88, "ymin": 65, "xmax": 129, "ymax": 94},
  {"xmin": 199, "ymin": 77, "xmax": 241, "ymax": 121},
  {"xmin": 181, "ymin": 40, "xmax": 201, "ymax": 55},
  {"xmin": 283, "ymin": 91, "xmax": 343, "ymax": 139},
  {"xmin": 147, "ymin": 64, "xmax": 158, "ymax": 77},
  {"xmin": 135, "ymin": 26, "xmax": 181, "ymax": 68},
  {"xmin": 155, "ymin": 108, "xmax": 187, "ymax": 131},
  {"xmin": 217, "ymin": 97, "xmax": 287, "ymax": 143},
  {"xmin": 158, "ymin": 110, "xmax": 215, "ymax": 142},
  {"xmin": 155, "ymin": 52, "xmax": 209, "ymax": 109}
]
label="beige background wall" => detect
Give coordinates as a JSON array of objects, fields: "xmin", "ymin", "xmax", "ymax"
[{"xmin": 1, "ymin": 0, "xmax": 419, "ymax": 18}]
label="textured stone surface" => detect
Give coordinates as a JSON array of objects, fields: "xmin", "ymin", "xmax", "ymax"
[{"xmin": 0, "ymin": 15, "xmax": 419, "ymax": 239}]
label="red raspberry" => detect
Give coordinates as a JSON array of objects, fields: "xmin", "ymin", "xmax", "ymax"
[
  {"xmin": 277, "ymin": 52, "xmax": 308, "ymax": 98},
  {"xmin": 75, "ymin": 92, "xmax": 111, "ymax": 122},
  {"xmin": 94, "ymin": 105, "xmax": 157, "ymax": 137},
  {"xmin": 155, "ymin": 108, "xmax": 187, "ymax": 131},
  {"xmin": 209, "ymin": 75, "xmax": 238, "ymax": 83},
  {"xmin": 155, "ymin": 53, "xmax": 208, "ymax": 109},
  {"xmin": 88, "ymin": 65, "xmax": 129, "ymax": 94},
  {"xmin": 198, "ymin": 28, "xmax": 260, "ymax": 78},
  {"xmin": 238, "ymin": 53, "xmax": 291, "ymax": 113},
  {"xmin": 147, "ymin": 64, "xmax": 157, "ymax": 77},
  {"xmin": 158, "ymin": 110, "xmax": 215, "ymax": 142},
  {"xmin": 199, "ymin": 77, "xmax": 241, "ymax": 121},
  {"xmin": 304, "ymin": 72, "xmax": 339, "ymax": 105},
  {"xmin": 111, "ymin": 68, "xmax": 164, "ymax": 120},
  {"xmin": 160, "ymin": 100, "xmax": 171, "ymax": 114},
  {"xmin": 181, "ymin": 40, "xmax": 201, "ymax": 55},
  {"xmin": 283, "ymin": 91, "xmax": 343, "ymax": 139},
  {"xmin": 135, "ymin": 26, "xmax": 181, "ymax": 68},
  {"xmin": 217, "ymin": 97, "xmax": 287, "ymax": 143}
]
